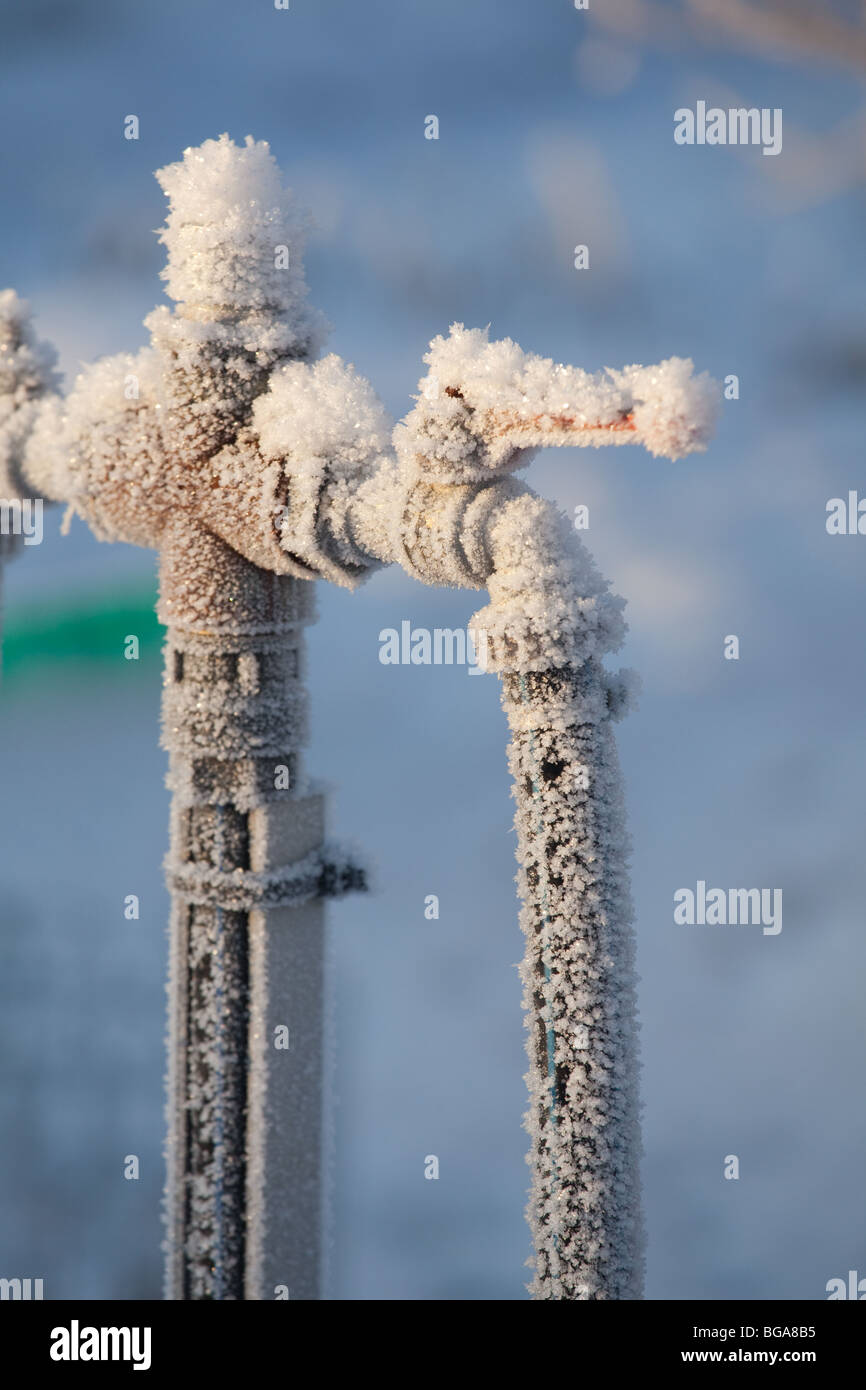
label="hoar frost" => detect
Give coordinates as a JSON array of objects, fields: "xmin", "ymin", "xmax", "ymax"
[{"xmin": 0, "ymin": 134, "xmax": 718, "ymax": 1301}]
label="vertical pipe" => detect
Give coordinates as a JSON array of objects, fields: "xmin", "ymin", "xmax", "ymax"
[
  {"xmin": 160, "ymin": 520, "xmax": 325, "ymax": 1299},
  {"xmin": 246, "ymin": 900, "xmax": 325, "ymax": 1300},
  {"xmin": 502, "ymin": 660, "xmax": 643, "ymax": 1300}
]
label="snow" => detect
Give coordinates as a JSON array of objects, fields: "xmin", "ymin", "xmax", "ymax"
[
  {"xmin": 155, "ymin": 134, "xmax": 327, "ymax": 352},
  {"xmin": 253, "ymin": 353, "xmax": 395, "ymax": 585},
  {"xmin": 395, "ymin": 323, "xmax": 719, "ymax": 480}
]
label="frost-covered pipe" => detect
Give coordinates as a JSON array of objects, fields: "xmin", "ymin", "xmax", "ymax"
[
  {"xmin": 2, "ymin": 138, "xmax": 367, "ymax": 1301},
  {"xmin": 0, "ymin": 136, "xmax": 718, "ymax": 1302},
  {"xmin": 474, "ymin": 493, "xmax": 643, "ymax": 1299},
  {"xmin": 159, "ymin": 519, "xmax": 357, "ymax": 1300},
  {"xmin": 334, "ymin": 326, "xmax": 717, "ymax": 1298},
  {"xmin": 224, "ymin": 321, "xmax": 717, "ymax": 1299}
]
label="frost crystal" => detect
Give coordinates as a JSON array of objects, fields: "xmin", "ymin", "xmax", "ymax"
[
  {"xmin": 395, "ymin": 323, "xmax": 718, "ymax": 480},
  {"xmin": 155, "ymin": 133, "xmax": 327, "ymax": 349}
]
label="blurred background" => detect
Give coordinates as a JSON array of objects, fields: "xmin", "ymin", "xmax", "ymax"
[{"xmin": 1, "ymin": 0, "xmax": 864, "ymax": 1300}]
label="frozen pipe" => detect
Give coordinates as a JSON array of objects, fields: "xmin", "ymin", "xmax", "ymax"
[
  {"xmin": 2, "ymin": 138, "xmax": 367, "ymax": 1301},
  {"xmin": 334, "ymin": 327, "xmax": 718, "ymax": 1297},
  {"xmin": 0, "ymin": 136, "xmax": 719, "ymax": 1301}
]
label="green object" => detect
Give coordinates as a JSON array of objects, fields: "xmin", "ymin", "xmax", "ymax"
[{"xmin": 1, "ymin": 584, "xmax": 162, "ymax": 682}]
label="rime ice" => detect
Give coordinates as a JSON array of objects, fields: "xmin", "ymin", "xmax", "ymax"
[
  {"xmin": 0, "ymin": 135, "xmax": 719, "ymax": 1301},
  {"xmin": 155, "ymin": 133, "xmax": 327, "ymax": 347}
]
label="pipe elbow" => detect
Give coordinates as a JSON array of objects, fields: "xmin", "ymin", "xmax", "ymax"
[{"xmin": 469, "ymin": 489, "xmax": 629, "ymax": 677}]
